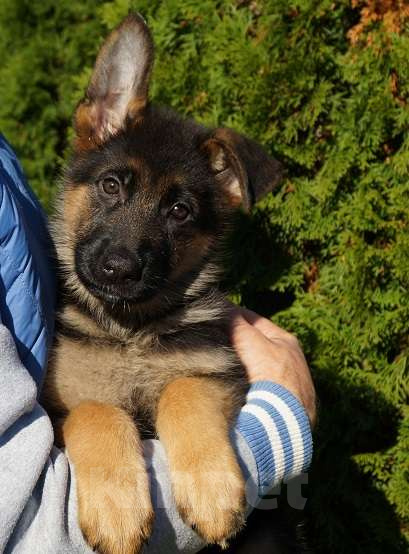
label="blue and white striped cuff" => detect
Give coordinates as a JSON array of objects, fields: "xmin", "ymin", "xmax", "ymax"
[{"xmin": 236, "ymin": 381, "xmax": 313, "ymax": 492}]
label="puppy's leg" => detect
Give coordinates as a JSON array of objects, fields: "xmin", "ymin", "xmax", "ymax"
[
  {"xmin": 62, "ymin": 401, "xmax": 154, "ymax": 554},
  {"xmin": 156, "ymin": 377, "xmax": 246, "ymax": 547}
]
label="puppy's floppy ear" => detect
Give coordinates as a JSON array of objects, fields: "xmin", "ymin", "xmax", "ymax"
[
  {"xmin": 74, "ymin": 13, "xmax": 153, "ymax": 150},
  {"xmin": 202, "ymin": 128, "xmax": 283, "ymax": 211}
]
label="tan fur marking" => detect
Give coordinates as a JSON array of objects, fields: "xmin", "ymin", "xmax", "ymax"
[
  {"xmin": 60, "ymin": 304, "xmax": 112, "ymax": 339},
  {"xmin": 202, "ymin": 138, "xmax": 246, "ymax": 209},
  {"xmin": 74, "ymin": 103, "xmax": 98, "ymax": 151},
  {"xmin": 63, "ymin": 184, "xmax": 90, "ymax": 235},
  {"xmin": 127, "ymin": 96, "xmax": 148, "ymax": 122},
  {"xmin": 156, "ymin": 377, "xmax": 246, "ymax": 546},
  {"xmin": 63, "ymin": 402, "xmax": 153, "ymax": 554},
  {"xmin": 126, "ymin": 156, "xmax": 143, "ymax": 172}
]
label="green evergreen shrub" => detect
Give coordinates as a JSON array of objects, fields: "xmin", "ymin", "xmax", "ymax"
[{"xmin": 0, "ymin": 1, "xmax": 408, "ymax": 552}]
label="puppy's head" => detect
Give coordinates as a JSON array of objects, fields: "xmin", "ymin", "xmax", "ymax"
[{"xmin": 55, "ymin": 14, "xmax": 282, "ymax": 318}]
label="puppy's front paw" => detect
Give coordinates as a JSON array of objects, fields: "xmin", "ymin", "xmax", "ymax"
[
  {"xmin": 76, "ymin": 466, "xmax": 154, "ymax": 554},
  {"xmin": 62, "ymin": 402, "xmax": 154, "ymax": 554},
  {"xmin": 157, "ymin": 377, "xmax": 247, "ymax": 548},
  {"xmin": 172, "ymin": 453, "xmax": 246, "ymax": 547}
]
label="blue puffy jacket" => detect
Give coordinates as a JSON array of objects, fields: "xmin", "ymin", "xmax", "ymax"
[{"xmin": 0, "ymin": 134, "xmax": 55, "ymax": 388}]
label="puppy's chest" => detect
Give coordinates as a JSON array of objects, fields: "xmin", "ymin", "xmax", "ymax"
[
  {"xmin": 44, "ymin": 335, "xmax": 154, "ymax": 413},
  {"xmin": 43, "ymin": 322, "xmax": 241, "ymax": 423}
]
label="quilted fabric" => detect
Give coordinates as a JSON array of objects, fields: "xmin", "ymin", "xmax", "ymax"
[{"xmin": 0, "ymin": 134, "xmax": 55, "ymax": 389}]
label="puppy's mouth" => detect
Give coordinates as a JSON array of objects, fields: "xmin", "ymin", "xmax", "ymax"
[{"xmin": 75, "ymin": 266, "xmax": 158, "ymax": 305}]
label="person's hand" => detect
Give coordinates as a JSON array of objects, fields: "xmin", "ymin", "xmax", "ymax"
[{"xmin": 230, "ymin": 306, "xmax": 317, "ymax": 427}]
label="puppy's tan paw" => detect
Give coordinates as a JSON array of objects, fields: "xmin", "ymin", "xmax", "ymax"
[
  {"xmin": 157, "ymin": 377, "xmax": 247, "ymax": 547},
  {"xmin": 77, "ymin": 467, "xmax": 154, "ymax": 554},
  {"xmin": 172, "ymin": 457, "xmax": 246, "ymax": 546},
  {"xmin": 63, "ymin": 402, "xmax": 154, "ymax": 554}
]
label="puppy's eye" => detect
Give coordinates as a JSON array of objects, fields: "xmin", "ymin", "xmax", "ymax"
[
  {"xmin": 168, "ymin": 203, "xmax": 190, "ymax": 221},
  {"xmin": 101, "ymin": 177, "xmax": 120, "ymax": 195}
]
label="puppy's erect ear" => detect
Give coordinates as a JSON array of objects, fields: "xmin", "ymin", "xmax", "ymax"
[
  {"xmin": 74, "ymin": 13, "xmax": 153, "ymax": 150},
  {"xmin": 202, "ymin": 128, "xmax": 283, "ymax": 211}
]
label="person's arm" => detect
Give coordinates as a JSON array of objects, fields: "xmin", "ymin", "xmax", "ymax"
[
  {"xmin": 0, "ymin": 322, "xmax": 91, "ymax": 554},
  {"xmin": 1, "ymin": 316, "xmax": 313, "ymax": 553},
  {"xmin": 230, "ymin": 305, "xmax": 316, "ymax": 426}
]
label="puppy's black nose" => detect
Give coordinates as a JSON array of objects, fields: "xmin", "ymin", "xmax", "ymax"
[{"xmin": 101, "ymin": 250, "xmax": 143, "ymax": 282}]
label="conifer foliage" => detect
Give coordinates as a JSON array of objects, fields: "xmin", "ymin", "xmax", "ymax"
[{"xmin": 0, "ymin": 1, "xmax": 408, "ymax": 552}]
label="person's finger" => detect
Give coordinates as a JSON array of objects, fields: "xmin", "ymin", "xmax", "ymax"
[
  {"xmin": 230, "ymin": 305, "xmax": 296, "ymax": 342},
  {"xmin": 230, "ymin": 313, "xmax": 262, "ymax": 348},
  {"xmin": 230, "ymin": 315, "xmax": 272, "ymax": 361}
]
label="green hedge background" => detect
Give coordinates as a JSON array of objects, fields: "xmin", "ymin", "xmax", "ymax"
[{"xmin": 1, "ymin": 1, "xmax": 408, "ymax": 552}]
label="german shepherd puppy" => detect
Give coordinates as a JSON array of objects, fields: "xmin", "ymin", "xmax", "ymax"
[{"xmin": 42, "ymin": 13, "xmax": 282, "ymax": 554}]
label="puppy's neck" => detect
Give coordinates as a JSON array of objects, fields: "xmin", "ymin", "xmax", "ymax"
[
  {"xmin": 58, "ymin": 287, "xmax": 228, "ymax": 343},
  {"xmin": 58, "ymin": 261, "xmax": 227, "ymax": 341}
]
